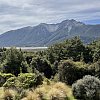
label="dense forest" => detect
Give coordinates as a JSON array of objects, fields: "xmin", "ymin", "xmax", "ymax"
[{"xmin": 0, "ymin": 37, "xmax": 100, "ymax": 100}]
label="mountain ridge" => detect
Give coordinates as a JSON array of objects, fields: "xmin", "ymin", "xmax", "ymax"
[{"xmin": 0, "ymin": 19, "xmax": 100, "ymax": 47}]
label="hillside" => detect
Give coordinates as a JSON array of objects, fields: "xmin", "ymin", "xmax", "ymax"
[{"xmin": 0, "ymin": 19, "xmax": 100, "ymax": 47}]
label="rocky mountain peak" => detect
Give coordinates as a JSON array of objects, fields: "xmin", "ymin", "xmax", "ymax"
[{"xmin": 60, "ymin": 19, "xmax": 85, "ymax": 27}]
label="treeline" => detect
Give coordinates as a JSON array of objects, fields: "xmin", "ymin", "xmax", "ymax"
[{"xmin": 0, "ymin": 37, "xmax": 100, "ymax": 100}]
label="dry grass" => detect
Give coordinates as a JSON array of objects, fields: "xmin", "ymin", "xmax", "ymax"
[
  {"xmin": 0, "ymin": 88, "xmax": 17, "ymax": 100},
  {"xmin": 22, "ymin": 91, "xmax": 41, "ymax": 100},
  {"xmin": 0, "ymin": 81, "xmax": 75, "ymax": 100},
  {"xmin": 47, "ymin": 88, "xmax": 67, "ymax": 100},
  {"xmin": 22, "ymin": 82, "xmax": 75, "ymax": 100}
]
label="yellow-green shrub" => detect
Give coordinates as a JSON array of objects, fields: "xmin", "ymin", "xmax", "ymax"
[
  {"xmin": 3, "ymin": 73, "xmax": 43, "ymax": 90},
  {"xmin": 0, "ymin": 73, "xmax": 14, "ymax": 87}
]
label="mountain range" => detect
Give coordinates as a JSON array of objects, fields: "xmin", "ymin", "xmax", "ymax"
[{"xmin": 0, "ymin": 19, "xmax": 100, "ymax": 47}]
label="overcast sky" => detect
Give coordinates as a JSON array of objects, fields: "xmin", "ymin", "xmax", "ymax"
[{"xmin": 0, "ymin": 0, "xmax": 100, "ymax": 33}]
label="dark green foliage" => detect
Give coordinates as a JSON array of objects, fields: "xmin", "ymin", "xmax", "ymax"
[
  {"xmin": 0, "ymin": 48, "xmax": 6, "ymax": 63},
  {"xmin": 23, "ymin": 52, "xmax": 35, "ymax": 64},
  {"xmin": 93, "ymin": 48, "xmax": 100, "ymax": 62},
  {"xmin": 72, "ymin": 75, "xmax": 100, "ymax": 100},
  {"xmin": 31, "ymin": 57, "xmax": 53, "ymax": 78},
  {"xmin": 46, "ymin": 37, "xmax": 100, "ymax": 64},
  {"xmin": 21, "ymin": 61, "xmax": 29, "ymax": 73},
  {"xmin": 46, "ymin": 43, "xmax": 63, "ymax": 64},
  {"xmin": 88, "ymin": 61, "xmax": 100, "ymax": 78},
  {"xmin": 1, "ymin": 48, "xmax": 24, "ymax": 76},
  {"xmin": 58, "ymin": 60, "xmax": 88, "ymax": 85},
  {"xmin": 89, "ymin": 39, "xmax": 100, "ymax": 49},
  {"xmin": 82, "ymin": 46, "xmax": 93, "ymax": 63},
  {"xmin": 88, "ymin": 40, "xmax": 100, "ymax": 62},
  {"xmin": 63, "ymin": 37, "xmax": 85, "ymax": 61},
  {"xmin": 46, "ymin": 37, "xmax": 87, "ymax": 64},
  {"xmin": 52, "ymin": 60, "xmax": 59, "ymax": 75}
]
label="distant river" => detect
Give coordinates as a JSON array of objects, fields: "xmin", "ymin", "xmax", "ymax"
[{"xmin": 4, "ymin": 47, "xmax": 48, "ymax": 51}]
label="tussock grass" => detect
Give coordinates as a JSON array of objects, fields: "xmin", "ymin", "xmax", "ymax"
[
  {"xmin": 22, "ymin": 82, "xmax": 75, "ymax": 100},
  {"xmin": 0, "ymin": 81, "xmax": 75, "ymax": 100},
  {"xmin": 0, "ymin": 88, "xmax": 17, "ymax": 100}
]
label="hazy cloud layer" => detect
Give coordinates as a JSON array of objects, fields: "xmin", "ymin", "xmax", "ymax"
[{"xmin": 0, "ymin": 0, "xmax": 100, "ymax": 33}]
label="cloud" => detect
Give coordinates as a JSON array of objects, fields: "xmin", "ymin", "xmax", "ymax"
[{"xmin": 0, "ymin": 0, "xmax": 100, "ymax": 33}]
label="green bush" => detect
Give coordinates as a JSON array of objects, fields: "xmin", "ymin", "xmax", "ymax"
[
  {"xmin": 88, "ymin": 61, "xmax": 100, "ymax": 78},
  {"xmin": 58, "ymin": 60, "xmax": 88, "ymax": 85},
  {"xmin": 3, "ymin": 77, "xmax": 18, "ymax": 89},
  {"xmin": 0, "ymin": 73, "xmax": 14, "ymax": 87},
  {"xmin": 31, "ymin": 57, "xmax": 53, "ymax": 78},
  {"xmin": 1, "ymin": 47, "xmax": 24, "ymax": 76},
  {"xmin": 72, "ymin": 75, "xmax": 100, "ymax": 100},
  {"xmin": 3, "ymin": 73, "xmax": 43, "ymax": 90},
  {"xmin": 18, "ymin": 73, "xmax": 43, "ymax": 89},
  {"xmin": 46, "ymin": 37, "xmax": 86, "ymax": 63}
]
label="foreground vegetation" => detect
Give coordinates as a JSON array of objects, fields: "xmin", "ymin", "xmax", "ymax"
[{"xmin": 0, "ymin": 37, "xmax": 100, "ymax": 100}]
